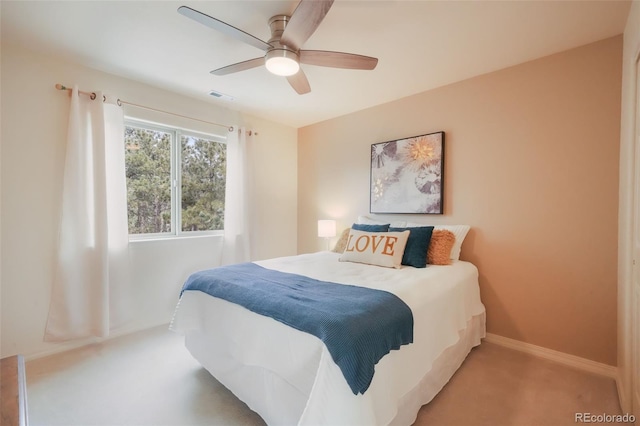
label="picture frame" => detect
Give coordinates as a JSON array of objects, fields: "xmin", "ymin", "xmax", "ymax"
[{"xmin": 370, "ymin": 131, "xmax": 445, "ymax": 214}]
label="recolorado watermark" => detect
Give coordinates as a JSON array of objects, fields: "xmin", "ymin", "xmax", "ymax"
[{"xmin": 575, "ymin": 413, "xmax": 636, "ymax": 423}]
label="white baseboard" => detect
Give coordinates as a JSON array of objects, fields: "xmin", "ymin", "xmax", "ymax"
[
  {"xmin": 24, "ymin": 322, "xmax": 170, "ymax": 361},
  {"xmin": 24, "ymin": 336, "xmax": 101, "ymax": 361},
  {"xmin": 484, "ymin": 333, "xmax": 617, "ymax": 379}
]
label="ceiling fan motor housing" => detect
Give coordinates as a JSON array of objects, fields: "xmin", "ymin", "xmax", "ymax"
[
  {"xmin": 268, "ymin": 15, "xmax": 290, "ymax": 40},
  {"xmin": 265, "ymin": 14, "xmax": 300, "ymax": 76}
]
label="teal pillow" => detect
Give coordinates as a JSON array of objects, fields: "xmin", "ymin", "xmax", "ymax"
[
  {"xmin": 389, "ymin": 226, "xmax": 434, "ymax": 268},
  {"xmin": 352, "ymin": 223, "xmax": 390, "ymax": 232}
]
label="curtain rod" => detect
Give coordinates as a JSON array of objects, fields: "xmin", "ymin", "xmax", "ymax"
[{"xmin": 55, "ymin": 84, "xmax": 235, "ymax": 133}]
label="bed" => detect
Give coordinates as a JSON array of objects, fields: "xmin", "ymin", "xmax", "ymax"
[{"xmin": 170, "ymin": 247, "xmax": 485, "ymax": 425}]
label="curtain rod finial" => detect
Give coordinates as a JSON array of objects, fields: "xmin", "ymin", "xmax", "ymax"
[{"xmin": 55, "ymin": 83, "xmax": 68, "ymax": 91}]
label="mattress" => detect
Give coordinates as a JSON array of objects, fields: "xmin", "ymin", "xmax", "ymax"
[{"xmin": 170, "ymin": 251, "xmax": 486, "ymax": 425}]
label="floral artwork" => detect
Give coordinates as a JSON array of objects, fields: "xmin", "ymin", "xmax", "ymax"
[{"xmin": 370, "ymin": 131, "xmax": 444, "ymax": 214}]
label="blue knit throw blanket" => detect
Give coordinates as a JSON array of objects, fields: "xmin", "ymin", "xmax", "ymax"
[{"xmin": 180, "ymin": 262, "xmax": 414, "ymax": 394}]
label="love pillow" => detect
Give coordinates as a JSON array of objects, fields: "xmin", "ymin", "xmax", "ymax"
[{"xmin": 339, "ymin": 229, "xmax": 410, "ymax": 269}]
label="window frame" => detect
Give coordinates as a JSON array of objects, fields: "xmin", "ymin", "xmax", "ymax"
[{"xmin": 124, "ymin": 118, "xmax": 227, "ymax": 240}]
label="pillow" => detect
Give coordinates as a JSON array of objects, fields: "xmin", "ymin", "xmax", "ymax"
[
  {"xmin": 339, "ymin": 229, "xmax": 410, "ymax": 269},
  {"xmin": 352, "ymin": 223, "xmax": 390, "ymax": 232},
  {"xmin": 436, "ymin": 225, "xmax": 470, "ymax": 260},
  {"xmin": 332, "ymin": 228, "xmax": 351, "ymax": 253},
  {"xmin": 389, "ymin": 226, "xmax": 434, "ymax": 268},
  {"xmin": 406, "ymin": 222, "xmax": 470, "ymax": 260},
  {"xmin": 427, "ymin": 230, "xmax": 456, "ymax": 265},
  {"xmin": 356, "ymin": 215, "xmax": 406, "ymax": 228},
  {"xmin": 356, "ymin": 215, "xmax": 387, "ymax": 225}
]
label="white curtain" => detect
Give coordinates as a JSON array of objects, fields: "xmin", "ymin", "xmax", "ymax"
[
  {"xmin": 221, "ymin": 127, "xmax": 253, "ymax": 265},
  {"xmin": 45, "ymin": 87, "xmax": 131, "ymax": 341}
]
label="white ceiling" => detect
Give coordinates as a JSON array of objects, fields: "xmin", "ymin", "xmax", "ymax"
[{"xmin": 1, "ymin": 0, "xmax": 631, "ymax": 128}]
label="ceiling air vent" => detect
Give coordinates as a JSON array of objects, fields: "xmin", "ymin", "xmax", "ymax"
[{"xmin": 208, "ymin": 90, "xmax": 234, "ymax": 101}]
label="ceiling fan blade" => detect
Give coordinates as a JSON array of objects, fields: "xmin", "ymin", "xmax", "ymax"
[
  {"xmin": 280, "ymin": 0, "xmax": 334, "ymax": 51},
  {"xmin": 300, "ymin": 50, "xmax": 378, "ymax": 70},
  {"xmin": 286, "ymin": 69, "xmax": 311, "ymax": 95},
  {"xmin": 178, "ymin": 6, "xmax": 272, "ymax": 52},
  {"xmin": 211, "ymin": 57, "xmax": 264, "ymax": 76}
]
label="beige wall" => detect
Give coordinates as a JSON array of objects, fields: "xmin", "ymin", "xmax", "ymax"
[
  {"xmin": 298, "ymin": 36, "xmax": 622, "ymax": 366},
  {"xmin": 0, "ymin": 43, "xmax": 298, "ymax": 358}
]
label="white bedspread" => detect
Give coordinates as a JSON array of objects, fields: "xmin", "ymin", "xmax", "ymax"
[{"xmin": 170, "ymin": 252, "xmax": 485, "ymax": 425}]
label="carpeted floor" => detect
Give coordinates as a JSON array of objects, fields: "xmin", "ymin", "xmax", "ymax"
[{"xmin": 26, "ymin": 325, "xmax": 623, "ymax": 426}]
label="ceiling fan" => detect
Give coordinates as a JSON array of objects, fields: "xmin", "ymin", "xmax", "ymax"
[{"xmin": 178, "ymin": 1, "xmax": 378, "ymax": 95}]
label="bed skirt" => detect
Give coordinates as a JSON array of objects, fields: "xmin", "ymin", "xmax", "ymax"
[
  {"xmin": 174, "ymin": 290, "xmax": 485, "ymax": 425},
  {"xmin": 391, "ymin": 311, "xmax": 485, "ymax": 425}
]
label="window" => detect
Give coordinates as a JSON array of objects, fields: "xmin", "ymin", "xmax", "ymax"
[{"xmin": 124, "ymin": 119, "xmax": 226, "ymax": 237}]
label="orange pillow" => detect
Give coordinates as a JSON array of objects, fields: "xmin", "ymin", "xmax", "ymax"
[{"xmin": 427, "ymin": 230, "xmax": 456, "ymax": 265}]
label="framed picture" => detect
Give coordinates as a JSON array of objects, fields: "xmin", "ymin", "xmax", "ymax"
[{"xmin": 370, "ymin": 131, "xmax": 444, "ymax": 214}]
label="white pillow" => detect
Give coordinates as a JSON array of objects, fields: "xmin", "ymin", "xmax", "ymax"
[
  {"xmin": 339, "ymin": 229, "xmax": 410, "ymax": 269},
  {"xmin": 406, "ymin": 222, "xmax": 470, "ymax": 261},
  {"xmin": 356, "ymin": 215, "xmax": 407, "ymax": 228},
  {"xmin": 435, "ymin": 225, "xmax": 470, "ymax": 260}
]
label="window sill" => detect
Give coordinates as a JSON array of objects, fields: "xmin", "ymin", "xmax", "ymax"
[{"xmin": 128, "ymin": 233, "xmax": 223, "ymax": 244}]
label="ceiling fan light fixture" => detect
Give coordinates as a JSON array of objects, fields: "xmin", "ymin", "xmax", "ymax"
[
  {"xmin": 265, "ymin": 49, "xmax": 300, "ymax": 76},
  {"xmin": 179, "ymin": 3, "xmax": 378, "ymax": 95}
]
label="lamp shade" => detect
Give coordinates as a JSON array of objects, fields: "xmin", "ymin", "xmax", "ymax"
[{"xmin": 317, "ymin": 220, "xmax": 336, "ymax": 238}]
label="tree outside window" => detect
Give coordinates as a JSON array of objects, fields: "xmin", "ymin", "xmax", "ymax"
[{"xmin": 124, "ymin": 121, "xmax": 226, "ymax": 237}]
